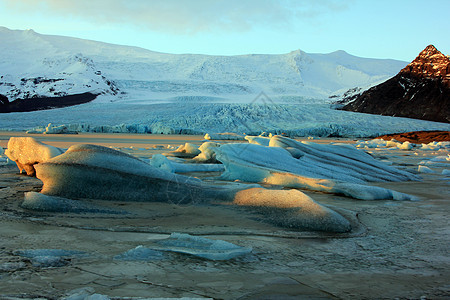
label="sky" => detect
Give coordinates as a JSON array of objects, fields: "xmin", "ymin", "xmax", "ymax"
[{"xmin": 0, "ymin": 0, "xmax": 449, "ymax": 62}]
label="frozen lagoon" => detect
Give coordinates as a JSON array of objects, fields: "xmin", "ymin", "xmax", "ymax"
[{"xmin": 0, "ymin": 132, "xmax": 449, "ymax": 299}]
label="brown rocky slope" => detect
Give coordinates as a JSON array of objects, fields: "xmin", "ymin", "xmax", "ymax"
[{"xmin": 341, "ymin": 45, "xmax": 450, "ymax": 123}]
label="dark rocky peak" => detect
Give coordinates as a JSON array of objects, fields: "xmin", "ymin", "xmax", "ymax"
[{"xmin": 400, "ymin": 45, "xmax": 450, "ymax": 84}]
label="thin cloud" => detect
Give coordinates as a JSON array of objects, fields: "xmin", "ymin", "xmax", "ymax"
[{"xmin": 2, "ymin": 0, "xmax": 350, "ymax": 34}]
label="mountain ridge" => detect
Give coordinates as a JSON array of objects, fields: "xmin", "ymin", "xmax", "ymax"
[
  {"xmin": 0, "ymin": 26, "xmax": 406, "ymax": 105},
  {"xmin": 342, "ymin": 45, "xmax": 449, "ymax": 123}
]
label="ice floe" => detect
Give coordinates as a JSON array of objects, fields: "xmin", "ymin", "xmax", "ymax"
[
  {"xmin": 113, "ymin": 245, "xmax": 165, "ymax": 261},
  {"xmin": 214, "ymin": 136, "xmax": 418, "ymax": 200},
  {"xmin": 153, "ymin": 233, "xmax": 252, "ymax": 261},
  {"xmin": 34, "ymin": 144, "xmax": 209, "ymax": 203},
  {"xmin": 30, "ymin": 144, "xmax": 351, "ymax": 232},
  {"xmin": 5, "ymin": 137, "xmax": 63, "ymax": 175},
  {"xmin": 232, "ymin": 188, "xmax": 351, "ymax": 232}
]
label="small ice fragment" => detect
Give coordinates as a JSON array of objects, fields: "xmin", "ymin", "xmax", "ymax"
[
  {"xmin": 175, "ymin": 143, "xmax": 201, "ymax": 155},
  {"xmin": 398, "ymin": 141, "xmax": 413, "ymax": 150},
  {"xmin": 114, "ymin": 245, "xmax": 164, "ymax": 261},
  {"xmin": 154, "ymin": 233, "xmax": 252, "ymax": 261},
  {"xmin": 14, "ymin": 249, "xmax": 87, "ymax": 268},
  {"xmin": 63, "ymin": 287, "xmax": 110, "ymax": 300},
  {"xmin": 418, "ymin": 165, "xmax": 435, "ymax": 173}
]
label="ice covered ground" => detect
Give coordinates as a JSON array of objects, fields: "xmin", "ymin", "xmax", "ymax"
[
  {"xmin": 0, "ymin": 133, "xmax": 449, "ymax": 298},
  {"xmin": 1, "ymin": 101, "xmax": 449, "ymax": 137}
]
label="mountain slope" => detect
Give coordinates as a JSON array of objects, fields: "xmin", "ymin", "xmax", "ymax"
[
  {"xmin": 342, "ymin": 45, "xmax": 450, "ymax": 123},
  {"xmin": 0, "ymin": 26, "xmax": 406, "ymax": 104}
]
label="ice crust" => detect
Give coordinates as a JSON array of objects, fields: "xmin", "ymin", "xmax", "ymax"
[
  {"xmin": 153, "ymin": 233, "xmax": 252, "ymax": 261},
  {"xmin": 5, "ymin": 137, "xmax": 63, "ymax": 175}
]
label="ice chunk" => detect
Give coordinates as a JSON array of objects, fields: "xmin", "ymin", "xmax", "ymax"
[
  {"xmin": 269, "ymin": 136, "xmax": 418, "ymax": 182},
  {"xmin": 14, "ymin": 249, "xmax": 86, "ymax": 267},
  {"xmin": 33, "ymin": 144, "xmax": 351, "ymax": 232},
  {"xmin": 233, "ymin": 188, "xmax": 351, "ymax": 232},
  {"xmin": 22, "ymin": 192, "xmax": 122, "ymax": 213},
  {"xmin": 398, "ymin": 141, "xmax": 413, "ymax": 150},
  {"xmin": 153, "ymin": 233, "xmax": 252, "ymax": 260},
  {"xmin": 420, "ymin": 142, "xmax": 442, "ymax": 151},
  {"xmin": 355, "ymin": 138, "xmax": 406, "ymax": 149},
  {"xmin": 175, "ymin": 142, "xmax": 201, "ymax": 156},
  {"xmin": 442, "ymin": 169, "xmax": 450, "ymax": 175},
  {"xmin": 114, "ymin": 245, "xmax": 165, "ymax": 261},
  {"xmin": 34, "ymin": 144, "xmax": 209, "ymax": 203},
  {"xmin": 149, "ymin": 153, "xmax": 176, "ymax": 173},
  {"xmin": 204, "ymin": 132, "xmax": 245, "ymax": 140},
  {"xmin": 214, "ymin": 137, "xmax": 418, "ymax": 200},
  {"xmin": 245, "ymin": 136, "xmax": 270, "ymax": 146},
  {"xmin": 193, "ymin": 141, "xmax": 221, "ymax": 162},
  {"xmin": 164, "ymin": 142, "xmax": 201, "ymax": 158},
  {"xmin": 5, "ymin": 137, "xmax": 63, "ymax": 175},
  {"xmin": 418, "ymin": 165, "xmax": 435, "ymax": 173},
  {"xmin": 63, "ymin": 288, "xmax": 110, "ymax": 300},
  {"xmin": 150, "ymin": 154, "xmax": 224, "ymax": 173}
]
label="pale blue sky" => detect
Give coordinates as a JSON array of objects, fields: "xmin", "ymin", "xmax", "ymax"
[{"xmin": 1, "ymin": 0, "xmax": 448, "ymax": 61}]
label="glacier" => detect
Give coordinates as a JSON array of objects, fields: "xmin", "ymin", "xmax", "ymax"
[{"xmin": 2, "ymin": 27, "xmax": 448, "ymax": 137}]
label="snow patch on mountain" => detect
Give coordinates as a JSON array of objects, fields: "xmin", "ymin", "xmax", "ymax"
[
  {"xmin": 0, "ymin": 27, "xmax": 406, "ymax": 103},
  {"xmin": 0, "ymin": 28, "xmax": 119, "ymax": 100}
]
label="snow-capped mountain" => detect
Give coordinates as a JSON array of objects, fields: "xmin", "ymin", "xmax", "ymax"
[
  {"xmin": 342, "ymin": 45, "xmax": 450, "ymax": 123},
  {"xmin": 0, "ymin": 26, "xmax": 406, "ymax": 104},
  {"xmin": 0, "ymin": 28, "xmax": 119, "ymax": 101}
]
